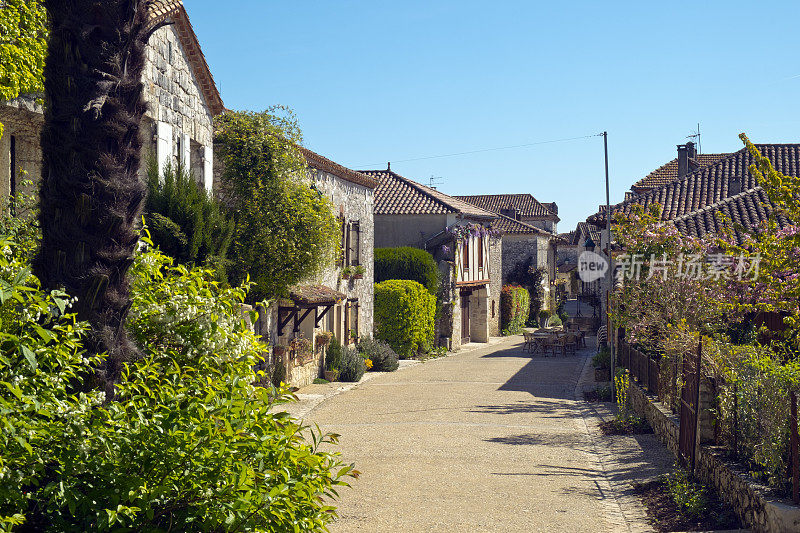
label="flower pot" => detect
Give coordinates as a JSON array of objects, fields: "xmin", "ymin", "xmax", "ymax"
[
  {"xmin": 341, "ymin": 275, "xmax": 350, "ymax": 280},
  {"xmin": 595, "ymin": 368, "xmax": 610, "ymax": 382},
  {"xmin": 352, "ymin": 274, "xmax": 364, "ymax": 279},
  {"xmin": 323, "ymin": 370, "xmax": 338, "ymax": 382}
]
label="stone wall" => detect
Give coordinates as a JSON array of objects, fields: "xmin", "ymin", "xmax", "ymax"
[
  {"xmin": 141, "ymin": 23, "xmax": 215, "ymax": 190},
  {"xmin": 488, "ymin": 235, "xmax": 502, "ymax": 337},
  {"xmin": 628, "ymin": 381, "xmax": 800, "ymax": 532}
]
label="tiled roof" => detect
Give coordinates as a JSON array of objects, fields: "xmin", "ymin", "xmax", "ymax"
[
  {"xmin": 454, "ymin": 193, "xmax": 559, "ymax": 220},
  {"xmin": 632, "ymin": 153, "xmax": 729, "ymax": 192},
  {"xmin": 289, "ymin": 285, "xmax": 346, "ymax": 306},
  {"xmin": 301, "ymin": 148, "xmax": 378, "ymax": 189},
  {"xmin": 671, "ymin": 187, "xmax": 790, "ymax": 244},
  {"xmin": 360, "ymin": 169, "xmax": 496, "ymax": 218},
  {"xmin": 147, "ymin": 1, "xmax": 225, "ymax": 116},
  {"xmin": 593, "ymin": 144, "xmax": 800, "ymax": 223},
  {"xmin": 490, "ymin": 213, "xmax": 549, "ymax": 236},
  {"xmin": 572, "ymin": 222, "xmax": 602, "ymax": 247}
]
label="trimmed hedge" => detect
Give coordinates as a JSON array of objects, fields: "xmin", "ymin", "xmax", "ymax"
[
  {"xmin": 501, "ymin": 284, "xmax": 530, "ymax": 335},
  {"xmin": 374, "ymin": 280, "xmax": 436, "ymax": 358},
  {"xmin": 374, "ymin": 247, "xmax": 439, "ymax": 295}
]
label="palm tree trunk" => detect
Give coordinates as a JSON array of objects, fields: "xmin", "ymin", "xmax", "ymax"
[{"xmin": 36, "ymin": 1, "xmax": 158, "ymax": 397}]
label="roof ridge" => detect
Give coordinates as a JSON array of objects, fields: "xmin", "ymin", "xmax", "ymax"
[{"xmin": 300, "ymin": 147, "xmax": 378, "ymax": 189}]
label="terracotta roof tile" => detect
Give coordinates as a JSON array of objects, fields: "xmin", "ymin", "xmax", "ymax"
[
  {"xmin": 632, "ymin": 153, "xmax": 729, "ymax": 192},
  {"xmin": 360, "ymin": 169, "xmax": 496, "ymax": 218},
  {"xmin": 301, "ymin": 148, "xmax": 378, "ymax": 189},
  {"xmin": 489, "ymin": 213, "xmax": 549, "ymax": 235},
  {"xmin": 289, "ymin": 285, "xmax": 346, "ymax": 306},
  {"xmin": 454, "ymin": 193, "xmax": 559, "ymax": 220},
  {"xmin": 591, "ymin": 144, "xmax": 800, "ymax": 224}
]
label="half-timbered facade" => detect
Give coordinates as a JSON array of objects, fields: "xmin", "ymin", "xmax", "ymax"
[{"xmin": 361, "ymin": 166, "xmax": 502, "ymax": 348}]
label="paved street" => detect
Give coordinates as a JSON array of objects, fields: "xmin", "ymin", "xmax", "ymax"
[{"xmin": 302, "ymin": 337, "xmax": 654, "ymax": 532}]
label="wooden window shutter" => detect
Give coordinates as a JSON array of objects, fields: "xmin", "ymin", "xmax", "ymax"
[
  {"xmin": 477, "ymin": 235, "xmax": 484, "ymax": 271},
  {"xmin": 350, "ymin": 222, "xmax": 361, "ymax": 266},
  {"xmin": 339, "ymin": 217, "xmax": 346, "ymax": 267}
]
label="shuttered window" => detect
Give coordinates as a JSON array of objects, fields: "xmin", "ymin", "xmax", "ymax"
[
  {"xmin": 339, "ymin": 217, "xmax": 346, "ymax": 267},
  {"xmin": 477, "ymin": 235, "xmax": 484, "ymax": 271},
  {"xmin": 349, "ymin": 222, "xmax": 360, "ymax": 266}
]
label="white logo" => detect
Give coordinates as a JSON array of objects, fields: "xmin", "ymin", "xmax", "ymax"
[{"xmin": 578, "ymin": 251, "xmax": 608, "ymax": 282}]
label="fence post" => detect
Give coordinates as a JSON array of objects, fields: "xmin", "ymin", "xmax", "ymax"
[
  {"xmin": 692, "ymin": 335, "xmax": 703, "ymax": 473},
  {"xmin": 733, "ymin": 382, "xmax": 738, "ymax": 459},
  {"xmin": 791, "ymin": 391, "xmax": 799, "ymax": 504}
]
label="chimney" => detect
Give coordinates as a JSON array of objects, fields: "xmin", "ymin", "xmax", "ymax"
[
  {"xmin": 500, "ymin": 205, "xmax": 518, "ymax": 220},
  {"xmin": 686, "ymin": 141, "xmax": 697, "ymax": 159},
  {"xmin": 729, "ymin": 175, "xmax": 742, "ymax": 196},
  {"xmin": 677, "ymin": 144, "xmax": 689, "ymax": 178},
  {"xmin": 387, "ymin": 162, "xmax": 391, "ymax": 171}
]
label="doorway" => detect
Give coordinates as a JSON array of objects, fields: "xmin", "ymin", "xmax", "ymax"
[{"xmin": 460, "ymin": 289, "xmax": 472, "ymax": 344}]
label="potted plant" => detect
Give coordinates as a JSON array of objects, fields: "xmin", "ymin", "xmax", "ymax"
[
  {"xmin": 593, "ymin": 347, "xmax": 611, "ymax": 382},
  {"xmin": 340, "ymin": 266, "xmax": 352, "ymax": 280},
  {"xmin": 538, "ymin": 309, "xmax": 551, "ymax": 328},
  {"xmin": 324, "ymin": 337, "xmax": 343, "ymax": 381},
  {"xmin": 352, "ymin": 264, "xmax": 365, "ymax": 279}
]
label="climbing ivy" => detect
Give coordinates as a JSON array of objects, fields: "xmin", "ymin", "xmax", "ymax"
[
  {"xmin": 0, "ymin": 0, "xmax": 48, "ymax": 138},
  {"xmin": 215, "ymin": 109, "xmax": 340, "ymax": 301}
]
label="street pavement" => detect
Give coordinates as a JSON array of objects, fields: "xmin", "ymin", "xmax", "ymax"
[{"xmin": 300, "ymin": 336, "xmax": 661, "ymax": 532}]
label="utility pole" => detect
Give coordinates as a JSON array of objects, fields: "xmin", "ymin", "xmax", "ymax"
[{"xmin": 603, "ymin": 131, "xmax": 615, "ymax": 395}]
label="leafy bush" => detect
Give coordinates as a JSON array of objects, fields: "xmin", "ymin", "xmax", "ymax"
[
  {"xmin": 0, "ymin": 240, "xmax": 356, "ymax": 531},
  {"xmin": 326, "ymin": 336, "xmax": 343, "ymax": 371},
  {"xmin": 548, "ymin": 315, "xmax": 562, "ymax": 327},
  {"xmin": 592, "ymin": 347, "xmax": 610, "ymax": 369},
  {"xmin": 666, "ymin": 469, "xmax": 708, "ymax": 518},
  {"xmin": 507, "ymin": 258, "xmax": 546, "ymax": 324},
  {"xmin": 338, "ymin": 346, "xmax": 366, "ymax": 382},
  {"xmin": 357, "ymin": 336, "xmax": 399, "ymax": 372},
  {"xmin": 374, "ymin": 247, "xmax": 439, "ymax": 295},
  {"xmin": 215, "ymin": 109, "xmax": 340, "ymax": 301},
  {"xmin": 538, "ymin": 309, "xmax": 551, "ymax": 321},
  {"xmin": 500, "ymin": 284, "xmax": 530, "ymax": 334},
  {"xmin": 374, "ymin": 280, "xmax": 436, "ymax": 358},
  {"xmin": 145, "ymin": 159, "xmax": 235, "ymax": 282}
]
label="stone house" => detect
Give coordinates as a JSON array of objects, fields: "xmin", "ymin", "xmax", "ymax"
[
  {"xmin": 0, "ymin": 0, "xmax": 222, "ymax": 196},
  {"xmin": 457, "ymin": 194, "xmax": 561, "ymax": 309},
  {"xmin": 262, "ymin": 149, "xmax": 378, "ymax": 387},
  {"xmin": 454, "ymin": 193, "xmax": 560, "ymax": 233},
  {"xmin": 360, "ymin": 166, "xmax": 502, "ymax": 348}
]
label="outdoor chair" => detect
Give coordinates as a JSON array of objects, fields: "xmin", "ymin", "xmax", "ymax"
[
  {"xmin": 555, "ymin": 334, "xmax": 577, "ymax": 356},
  {"xmin": 522, "ymin": 331, "xmax": 535, "ymax": 353}
]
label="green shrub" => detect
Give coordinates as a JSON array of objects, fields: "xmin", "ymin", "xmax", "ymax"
[
  {"xmin": 145, "ymin": 159, "xmax": 235, "ymax": 282},
  {"xmin": 338, "ymin": 346, "xmax": 366, "ymax": 382},
  {"xmin": 500, "ymin": 285, "xmax": 530, "ymax": 334},
  {"xmin": 548, "ymin": 315, "xmax": 562, "ymax": 327},
  {"xmin": 592, "ymin": 347, "xmax": 610, "ymax": 368},
  {"xmin": 374, "ymin": 279, "xmax": 436, "ymax": 358},
  {"xmin": 374, "ymin": 247, "xmax": 439, "ymax": 295},
  {"xmin": 538, "ymin": 309, "xmax": 551, "ymax": 320},
  {"xmin": 0, "ymin": 240, "xmax": 356, "ymax": 531},
  {"xmin": 357, "ymin": 336, "xmax": 399, "ymax": 372},
  {"xmin": 326, "ymin": 337, "xmax": 343, "ymax": 371},
  {"xmin": 666, "ymin": 469, "xmax": 708, "ymax": 518}
]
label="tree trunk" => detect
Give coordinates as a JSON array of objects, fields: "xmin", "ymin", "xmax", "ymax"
[{"xmin": 36, "ymin": 1, "xmax": 157, "ymax": 398}]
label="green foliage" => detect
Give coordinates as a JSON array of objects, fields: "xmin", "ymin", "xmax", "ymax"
[
  {"xmin": 507, "ymin": 258, "xmax": 545, "ymax": 324},
  {"xmin": 665, "ymin": 469, "xmax": 708, "ymax": 518},
  {"xmin": 145, "ymin": 159, "xmax": 235, "ymax": 281},
  {"xmin": 592, "ymin": 347, "xmax": 610, "ymax": 369},
  {"xmin": 357, "ymin": 336, "xmax": 399, "ymax": 372},
  {"xmin": 374, "ymin": 247, "xmax": 439, "ymax": 295},
  {"xmin": 548, "ymin": 315, "xmax": 563, "ymax": 327},
  {"xmin": 0, "ymin": 0, "xmax": 47, "ymax": 139},
  {"xmin": 215, "ymin": 109, "xmax": 340, "ymax": 301},
  {"xmin": 374, "ymin": 280, "xmax": 436, "ymax": 359},
  {"xmin": 338, "ymin": 346, "xmax": 366, "ymax": 382},
  {"xmin": 0, "ymin": 240, "xmax": 356, "ymax": 531},
  {"xmin": 538, "ymin": 309, "xmax": 551, "ymax": 320},
  {"xmin": 325, "ymin": 337, "xmax": 343, "ymax": 371},
  {"xmin": 615, "ymin": 369, "xmax": 630, "ymax": 421},
  {"xmin": 500, "ymin": 284, "xmax": 530, "ymax": 335}
]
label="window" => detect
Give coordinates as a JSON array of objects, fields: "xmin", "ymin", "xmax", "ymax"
[
  {"xmin": 349, "ymin": 221, "xmax": 361, "ymax": 266},
  {"xmin": 477, "ymin": 235, "xmax": 484, "ymax": 271},
  {"xmin": 492, "ymin": 300, "xmax": 496, "ymax": 318},
  {"xmin": 338, "ymin": 217, "xmax": 346, "ymax": 267},
  {"xmin": 349, "ymin": 299, "xmax": 359, "ymax": 342},
  {"xmin": 462, "ymin": 239, "xmax": 469, "ymax": 270}
]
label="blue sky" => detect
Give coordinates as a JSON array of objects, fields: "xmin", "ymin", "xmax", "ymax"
[{"xmin": 185, "ymin": 0, "xmax": 800, "ymax": 231}]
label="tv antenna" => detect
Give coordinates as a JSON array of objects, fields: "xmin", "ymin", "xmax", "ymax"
[
  {"xmin": 686, "ymin": 123, "xmax": 701, "ymax": 154},
  {"xmin": 428, "ymin": 175, "xmax": 444, "ymax": 189}
]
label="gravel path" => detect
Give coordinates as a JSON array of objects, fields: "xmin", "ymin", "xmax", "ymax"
[{"xmin": 301, "ymin": 337, "xmax": 663, "ymax": 532}]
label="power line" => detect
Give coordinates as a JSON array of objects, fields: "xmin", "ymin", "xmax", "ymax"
[{"xmin": 351, "ymin": 132, "xmax": 604, "ymax": 168}]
